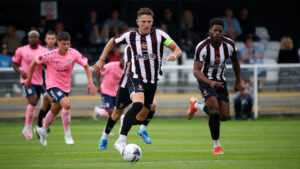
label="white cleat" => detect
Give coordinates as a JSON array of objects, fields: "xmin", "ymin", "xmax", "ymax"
[
  {"xmin": 22, "ymin": 126, "xmax": 32, "ymax": 140},
  {"xmin": 118, "ymin": 114, "xmax": 125, "ymax": 134},
  {"xmin": 93, "ymin": 106, "xmax": 100, "ymax": 122},
  {"xmin": 114, "ymin": 140, "xmax": 126, "ymax": 155},
  {"xmin": 37, "ymin": 127, "xmax": 47, "ymax": 146},
  {"xmin": 65, "ymin": 133, "xmax": 74, "ymax": 145}
]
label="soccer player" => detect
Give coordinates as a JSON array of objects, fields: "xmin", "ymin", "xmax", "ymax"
[
  {"xmin": 12, "ymin": 30, "xmax": 48, "ymax": 140},
  {"xmin": 25, "ymin": 31, "xmax": 97, "ymax": 146},
  {"xmin": 98, "ymin": 45, "xmax": 157, "ymax": 150},
  {"xmin": 93, "ymin": 56, "xmax": 125, "ymax": 120},
  {"xmin": 93, "ymin": 7, "xmax": 182, "ymax": 154},
  {"xmin": 187, "ymin": 18, "xmax": 241, "ymax": 154}
]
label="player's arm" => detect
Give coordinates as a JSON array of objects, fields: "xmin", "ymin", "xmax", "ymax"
[
  {"xmin": 83, "ymin": 64, "xmax": 97, "ymax": 96},
  {"xmin": 231, "ymin": 51, "xmax": 241, "ymax": 92},
  {"xmin": 95, "ymin": 70, "xmax": 101, "ymax": 93},
  {"xmin": 93, "ymin": 38, "xmax": 115, "ymax": 72},
  {"xmin": 194, "ymin": 61, "xmax": 223, "ymax": 89},
  {"xmin": 24, "ymin": 60, "xmax": 37, "ymax": 89},
  {"xmin": 165, "ymin": 39, "xmax": 182, "ymax": 61},
  {"xmin": 12, "ymin": 62, "xmax": 27, "ymax": 80}
]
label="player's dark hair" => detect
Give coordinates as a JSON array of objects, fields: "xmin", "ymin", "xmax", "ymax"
[
  {"xmin": 57, "ymin": 31, "xmax": 71, "ymax": 41},
  {"xmin": 209, "ymin": 18, "xmax": 224, "ymax": 29},
  {"xmin": 137, "ymin": 7, "xmax": 154, "ymax": 17},
  {"xmin": 45, "ymin": 30, "xmax": 56, "ymax": 36}
]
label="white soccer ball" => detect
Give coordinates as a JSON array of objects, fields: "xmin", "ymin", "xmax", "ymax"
[{"xmin": 122, "ymin": 144, "xmax": 142, "ymax": 162}]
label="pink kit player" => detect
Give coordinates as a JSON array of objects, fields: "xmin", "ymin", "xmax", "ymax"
[
  {"xmin": 12, "ymin": 30, "xmax": 48, "ymax": 140},
  {"xmin": 94, "ymin": 59, "xmax": 124, "ymax": 120},
  {"xmin": 25, "ymin": 31, "xmax": 97, "ymax": 146}
]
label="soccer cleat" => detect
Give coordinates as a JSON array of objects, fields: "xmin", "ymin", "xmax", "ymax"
[
  {"xmin": 34, "ymin": 126, "xmax": 41, "ymax": 139},
  {"xmin": 213, "ymin": 146, "xmax": 224, "ymax": 154},
  {"xmin": 22, "ymin": 127, "xmax": 32, "ymax": 140},
  {"xmin": 137, "ymin": 129, "xmax": 152, "ymax": 144},
  {"xmin": 114, "ymin": 140, "xmax": 126, "ymax": 155},
  {"xmin": 37, "ymin": 127, "xmax": 47, "ymax": 146},
  {"xmin": 65, "ymin": 133, "xmax": 74, "ymax": 145},
  {"xmin": 118, "ymin": 114, "xmax": 125, "ymax": 134},
  {"xmin": 98, "ymin": 138, "xmax": 108, "ymax": 150},
  {"xmin": 93, "ymin": 106, "xmax": 100, "ymax": 122},
  {"xmin": 187, "ymin": 97, "xmax": 198, "ymax": 120}
]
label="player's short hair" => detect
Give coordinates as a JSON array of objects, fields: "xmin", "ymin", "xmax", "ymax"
[
  {"xmin": 137, "ymin": 7, "xmax": 154, "ymax": 17},
  {"xmin": 28, "ymin": 30, "xmax": 40, "ymax": 37},
  {"xmin": 209, "ymin": 18, "xmax": 224, "ymax": 29},
  {"xmin": 46, "ymin": 30, "xmax": 56, "ymax": 36},
  {"xmin": 57, "ymin": 31, "xmax": 71, "ymax": 41}
]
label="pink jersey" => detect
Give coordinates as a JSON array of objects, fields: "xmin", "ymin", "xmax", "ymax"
[
  {"xmin": 35, "ymin": 48, "xmax": 88, "ymax": 93},
  {"xmin": 101, "ymin": 61, "xmax": 124, "ymax": 97},
  {"xmin": 12, "ymin": 45, "xmax": 48, "ymax": 85}
]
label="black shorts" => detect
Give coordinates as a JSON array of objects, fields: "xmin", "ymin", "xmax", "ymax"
[
  {"xmin": 127, "ymin": 78, "xmax": 157, "ymax": 109},
  {"xmin": 115, "ymin": 86, "xmax": 132, "ymax": 109},
  {"xmin": 197, "ymin": 80, "xmax": 229, "ymax": 102}
]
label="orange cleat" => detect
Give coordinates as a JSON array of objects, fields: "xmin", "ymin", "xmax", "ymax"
[
  {"xmin": 213, "ymin": 146, "xmax": 224, "ymax": 154},
  {"xmin": 187, "ymin": 97, "xmax": 198, "ymax": 120}
]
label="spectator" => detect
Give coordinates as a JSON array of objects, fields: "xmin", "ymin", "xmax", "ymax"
[
  {"xmin": 85, "ymin": 10, "xmax": 109, "ymax": 45},
  {"xmin": 104, "ymin": 10, "xmax": 128, "ymax": 37},
  {"xmin": 54, "ymin": 21, "xmax": 64, "ymax": 34},
  {"xmin": 160, "ymin": 9, "xmax": 177, "ymax": 41},
  {"xmin": 221, "ymin": 8, "xmax": 242, "ymax": 41},
  {"xmin": 234, "ymin": 78, "xmax": 254, "ymax": 120},
  {"xmin": 181, "ymin": 10, "xmax": 200, "ymax": 58},
  {"xmin": 1, "ymin": 25, "xmax": 21, "ymax": 55},
  {"xmin": 108, "ymin": 45, "xmax": 121, "ymax": 62},
  {"xmin": 277, "ymin": 36, "xmax": 299, "ymax": 63},
  {"xmin": 277, "ymin": 36, "xmax": 300, "ymax": 91},
  {"xmin": 238, "ymin": 8, "xmax": 257, "ymax": 41},
  {"xmin": 0, "ymin": 43, "xmax": 13, "ymax": 97},
  {"xmin": 239, "ymin": 35, "xmax": 266, "ymax": 91},
  {"xmin": 38, "ymin": 16, "xmax": 50, "ymax": 42}
]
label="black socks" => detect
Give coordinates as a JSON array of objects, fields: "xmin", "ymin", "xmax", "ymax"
[
  {"xmin": 209, "ymin": 113, "xmax": 220, "ymax": 140},
  {"xmin": 104, "ymin": 117, "xmax": 117, "ymax": 134},
  {"xmin": 120, "ymin": 102, "xmax": 143, "ymax": 136}
]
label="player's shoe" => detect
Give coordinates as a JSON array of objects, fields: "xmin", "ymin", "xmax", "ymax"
[
  {"xmin": 34, "ymin": 126, "xmax": 41, "ymax": 139},
  {"xmin": 137, "ymin": 129, "xmax": 152, "ymax": 144},
  {"xmin": 65, "ymin": 133, "xmax": 74, "ymax": 145},
  {"xmin": 114, "ymin": 140, "xmax": 126, "ymax": 155},
  {"xmin": 93, "ymin": 106, "xmax": 100, "ymax": 122},
  {"xmin": 22, "ymin": 126, "xmax": 32, "ymax": 140},
  {"xmin": 118, "ymin": 114, "xmax": 125, "ymax": 134},
  {"xmin": 98, "ymin": 138, "xmax": 108, "ymax": 150},
  {"xmin": 213, "ymin": 146, "xmax": 224, "ymax": 154},
  {"xmin": 187, "ymin": 97, "xmax": 198, "ymax": 120},
  {"xmin": 37, "ymin": 127, "xmax": 47, "ymax": 146}
]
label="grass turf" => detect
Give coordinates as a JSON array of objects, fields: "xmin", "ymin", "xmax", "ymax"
[{"xmin": 0, "ymin": 117, "xmax": 300, "ymax": 169}]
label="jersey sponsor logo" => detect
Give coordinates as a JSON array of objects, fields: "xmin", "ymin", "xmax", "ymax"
[
  {"xmin": 135, "ymin": 54, "xmax": 157, "ymax": 60},
  {"xmin": 206, "ymin": 63, "xmax": 225, "ymax": 70}
]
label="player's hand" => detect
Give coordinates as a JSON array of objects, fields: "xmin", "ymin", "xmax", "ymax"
[
  {"xmin": 24, "ymin": 79, "xmax": 30, "ymax": 89},
  {"xmin": 87, "ymin": 83, "xmax": 97, "ymax": 96},
  {"xmin": 167, "ymin": 53, "xmax": 176, "ymax": 62},
  {"xmin": 92, "ymin": 59, "xmax": 105, "ymax": 72},
  {"xmin": 234, "ymin": 81, "xmax": 241, "ymax": 93},
  {"xmin": 21, "ymin": 71, "xmax": 27, "ymax": 79},
  {"xmin": 209, "ymin": 81, "xmax": 224, "ymax": 89}
]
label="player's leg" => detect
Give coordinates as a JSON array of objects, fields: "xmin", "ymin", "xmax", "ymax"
[
  {"xmin": 59, "ymin": 96, "xmax": 74, "ymax": 145},
  {"xmin": 21, "ymin": 84, "xmax": 39, "ymax": 140},
  {"xmin": 94, "ymin": 93, "xmax": 110, "ymax": 121},
  {"xmin": 115, "ymin": 79, "xmax": 145, "ymax": 154},
  {"xmin": 35, "ymin": 93, "xmax": 52, "ymax": 138},
  {"xmin": 138, "ymin": 99, "xmax": 157, "ymax": 144}
]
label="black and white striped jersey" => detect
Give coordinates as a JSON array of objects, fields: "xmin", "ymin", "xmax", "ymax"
[
  {"xmin": 114, "ymin": 27, "xmax": 171, "ymax": 84},
  {"xmin": 194, "ymin": 36, "xmax": 237, "ymax": 81},
  {"xmin": 119, "ymin": 46, "xmax": 132, "ymax": 88}
]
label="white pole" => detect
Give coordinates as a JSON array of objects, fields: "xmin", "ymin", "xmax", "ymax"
[{"xmin": 253, "ymin": 65, "xmax": 258, "ymax": 118}]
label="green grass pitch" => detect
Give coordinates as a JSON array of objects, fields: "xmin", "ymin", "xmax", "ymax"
[{"xmin": 0, "ymin": 117, "xmax": 300, "ymax": 169}]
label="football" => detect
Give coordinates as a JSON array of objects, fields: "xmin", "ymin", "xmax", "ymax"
[{"xmin": 122, "ymin": 144, "xmax": 142, "ymax": 162}]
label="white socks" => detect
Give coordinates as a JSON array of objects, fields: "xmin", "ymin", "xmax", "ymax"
[
  {"xmin": 213, "ymin": 139, "xmax": 220, "ymax": 148},
  {"xmin": 102, "ymin": 130, "xmax": 109, "ymax": 139},
  {"xmin": 64, "ymin": 129, "xmax": 71, "ymax": 136},
  {"xmin": 195, "ymin": 102, "xmax": 205, "ymax": 111},
  {"xmin": 139, "ymin": 124, "xmax": 147, "ymax": 131},
  {"xmin": 118, "ymin": 134, "xmax": 127, "ymax": 143}
]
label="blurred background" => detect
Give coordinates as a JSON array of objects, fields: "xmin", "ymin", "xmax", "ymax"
[{"xmin": 0, "ymin": 0, "xmax": 299, "ymax": 119}]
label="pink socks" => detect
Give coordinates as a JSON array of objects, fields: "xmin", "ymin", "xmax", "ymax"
[
  {"xmin": 61, "ymin": 109, "xmax": 71, "ymax": 130},
  {"xmin": 43, "ymin": 111, "xmax": 56, "ymax": 129},
  {"xmin": 25, "ymin": 104, "xmax": 36, "ymax": 126}
]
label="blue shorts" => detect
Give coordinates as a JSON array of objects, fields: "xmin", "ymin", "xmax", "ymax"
[
  {"xmin": 100, "ymin": 93, "xmax": 116, "ymax": 109},
  {"xmin": 21, "ymin": 84, "xmax": 45, "ymax": 98},
  {"xmin": 47, "ymin": 88, "xmax": 69, "ymax": 103}
]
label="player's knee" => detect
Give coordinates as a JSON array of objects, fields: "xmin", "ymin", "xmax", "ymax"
[
  {"xmin": 208, "ymin": 106, "xmax": 219, "ymax": 115},
  {"xmin": 63, "ymin": 103, "xmax": 71, "ymax": 110}
]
